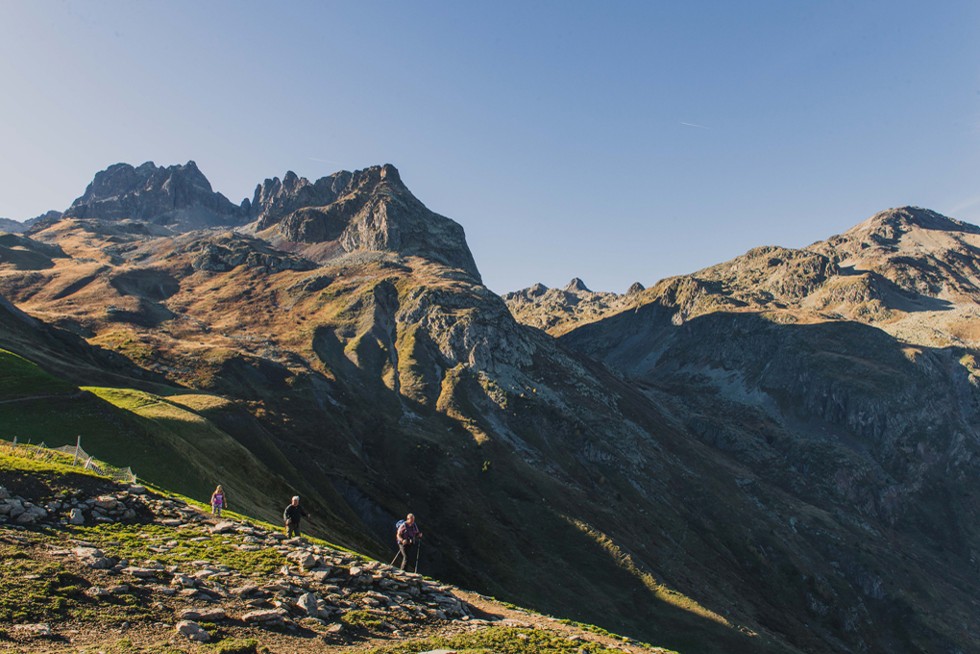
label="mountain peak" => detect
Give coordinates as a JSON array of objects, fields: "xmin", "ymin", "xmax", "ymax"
[
  {"xmin": 847, "ymin": 206, "xmax": 980, "ymax": 241},
  {"xmin": 564, "ymin": 278, "xmax": 591, "ymax": 293},
  {"xmin": 63, "ymin": 161, "xmax": 241, "ymax": 229},
  {"xmin": 253, "ymin": 164, "xmax": 481, "ymax": 280}
]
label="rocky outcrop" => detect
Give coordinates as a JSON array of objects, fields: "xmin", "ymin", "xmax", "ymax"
[
  {"xmin": 175, "ymin": 232, "xmax": 317, "ymax": 273},
  {"xmin": 256, "ymin": 164, "xmax": 481, "ymax": 281},
  {"xmin": 63, "ymin": 161, "xmax": 245, "ymax": 229},
  {"xmin": 250, "ymin": 169, "xmax": 353, "ymax": 228},
  {"xmin": 503, "ymin": 280, "xmax": 637, "ymax": 335},
  {"xmin": 0, "ymin": 218, "xmax": 27, "ymax": 233}
]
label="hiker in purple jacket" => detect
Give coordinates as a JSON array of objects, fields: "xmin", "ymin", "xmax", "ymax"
[
  {"xmin": 393, "ymin": 513, "xmax": 423, "ymax": 571},
  {"xmin": 210, "ymin": 485, "xmax": 227, "ymax": 517}
]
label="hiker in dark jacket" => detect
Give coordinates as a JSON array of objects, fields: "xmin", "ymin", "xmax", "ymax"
[
  {"xmin": 283, "ymin": 495, "xmax": 309, "ymax": 538},
  {"xmin": 392, "ymin": 512, "xmax": 422, "ymax": 570}
]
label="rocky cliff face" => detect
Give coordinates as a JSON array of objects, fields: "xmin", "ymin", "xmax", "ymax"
[
  {"xmin": 56, "ymin": 161, "xmax": 480, "ymax": 280},
  {"xmin": 502, "ymin": 278, "xmax": 640, "ymax": 335},
  {"xmin": 556, "ymin": 206, "xmax": 980, "ymax": 653},
  {"xmin": 63, "ymin": 161, "xmax": 246, "ymax": 229},
  {"xmin": 253, "ymin": 164, "xmax": 481, "ymax": 281}
]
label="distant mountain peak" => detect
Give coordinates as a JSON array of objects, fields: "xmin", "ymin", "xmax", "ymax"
[
  {"xmin": 564, "ymin": 278, "xmax": 591, "ymax": 293},
  {"xmin": 846, "ymin": 206, "xmax": 980, "ymax": 240},
  {"xmin": 63, "ymin": 160, "xmax": 242, "ymax": 229},
  {"xmin": 254, "ymin": 163, "xmax": 481, "ymax": 280}
]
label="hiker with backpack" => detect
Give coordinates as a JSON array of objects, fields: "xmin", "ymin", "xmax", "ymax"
[
  {"xmin": 392, "ymin": 513, "xmax": 423, "ymax": 571},
  {"xmin": 283, "ymin": 495, "xmax": 309, "ymax": 538},
  {"xmin": 210, "ymin": 485, "xmax": 227, "ymax": 517}
]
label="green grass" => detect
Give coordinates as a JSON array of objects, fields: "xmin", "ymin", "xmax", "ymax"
[
  {"xmin": 0, "ymin": 375, "xmax": 309, "ymax": 530},
  {"xmin": 355, "ymin": 626, "xmax": 654, "ymax": 654},
  {"xmin": 0, "ymin": 543, "xmax": 155, "ymax": 625},
  {"xmin": 73, "ymin": 522, "xmax": 285, "ymax": 577},
  {"xmin": 340, "ymin": 609, "xmax": 386, "ymax": 630},
  {"xmin": 0, "ymin": 443, "xmax": 105, "ymax": 480},
  {"xmin": 208, "ymin": 639, "xmax": 265, "ymax": 654},
  {"xmin": 0, "ymin": 348, "xmax": 75, "ymax": 399}
]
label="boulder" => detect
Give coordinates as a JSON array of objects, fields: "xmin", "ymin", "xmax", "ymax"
[
  {"xmin": 84, "ymin": 586, "xmax": 110, "ymax": 600},
  {"xmin": 241, "ymin": 609, "xmax": 286, "ymax": 625},
  {"xmin": 175, "ymin": 620, "xmax": 210, "ymax": 643},
  {"xmin": 210, "ymin": 520, "xmax": 236, "ymax": 534},
  {"xmin": 170, "ymin": 574, "xmax": 197, "ymax": 589},
  {"xmin": 296, "ymin": 592, "xmax": 318, "ymax": 617},
  {"xmin": 69, "ymin": 508, "xmax": 85, "ymax": 525},
  {"xmin": 13, "ymin": 623, "xmax": 52, "ymax": 638},
  {"xmin": 94, "ymin": 496, "xmax": 119, "ymax": 510},
  {"xmin": 72, "ymin": 546, "xmax": 115, "ymax": 569},
  {"xmin": 179, "ymin": 607, "xmax": 226, "ymax": 622}
]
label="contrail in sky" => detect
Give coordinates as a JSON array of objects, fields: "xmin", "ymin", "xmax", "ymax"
[{"xmin": 680, "ymin": 122, "xmax": 710, "ymax": 129}]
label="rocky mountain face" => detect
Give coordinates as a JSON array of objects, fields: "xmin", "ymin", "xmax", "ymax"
[
  {"xmin": 42, "ymin": 160, "xmax": 480, "ymax": 281},
  {"xmin": 0, "ymin": 218, "xmax": 27, "ymax": 233},
  {"xmin": 550, "ymin": 206, "xmax": 980, "ymax": 653},
  {"xmin": 502, "ymin": 277, "xmax": 643, "ymax": 335},
  {"xmin": 250, "ymin": 164, "xmax": 480, "ymax": 280},
  {"xmin": 63, "ymin": 161, "xmax": 245, "ymax": 229},
  {"xmin": 0, "ymin": 210, "xmax": 61, "ymax": 234},
  {"xmin": 2, "ymin": 158, "xmax": 978, "ymax": 654}
]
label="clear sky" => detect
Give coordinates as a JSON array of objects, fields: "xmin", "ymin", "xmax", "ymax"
[{"xmin": 1, "ymin": 1, "xmax": 978, "ymax": 293}]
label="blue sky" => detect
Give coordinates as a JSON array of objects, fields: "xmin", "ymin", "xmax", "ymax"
[{"xmin": 1, "ymin": 1, "xmax": 977, "ymax": 293}]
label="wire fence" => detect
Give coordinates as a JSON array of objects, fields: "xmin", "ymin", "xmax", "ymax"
[{"xmin": 1, "ymin": 436, "xmax": 137, "ymax": 484}]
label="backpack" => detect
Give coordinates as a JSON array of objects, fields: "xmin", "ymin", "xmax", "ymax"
[{"xmin": 395, "ymin": 519, "xmax": 406, "ymax": 535}]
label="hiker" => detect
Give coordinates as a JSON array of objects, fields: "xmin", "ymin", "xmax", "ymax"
[
  {"xmin": 283, "ymin": 495, "xmax": 309, "ymax": 538},
  {"xmin": 392, "ymin": 512, "xmax": 423, "ymax": 571},
  {"xmin": 210, "ymin": 485, "xmax": 227, "ymax": 517}
]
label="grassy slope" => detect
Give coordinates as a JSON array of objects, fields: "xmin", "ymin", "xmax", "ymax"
[
  {"xmin": 0, "ymin": 348, "xmax": 315, "ymax": 531},
  {"xmin": 0, "ymin": 446, "xmax": 674, "ymax": 654}
]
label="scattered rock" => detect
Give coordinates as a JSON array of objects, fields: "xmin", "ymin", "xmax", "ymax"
[
  {"xmin": 175, "ymin": 619, "xmax": 210, "ymax": 643},
  {"xmin": 210, "ymin": 521, "xmax": 236, "ymax": 534},
  {"xmin": 242, "ymin": 609, "xmax": 286, "ymax": 626},
  {"xmin": 297, "ymin": 592, "xmax": 318, "ymax": 617},
  {"xmin": 179, "ymin": 607, "xmax": 226, "ymax": 622},
  {"xmin": 13, "ymin": 623, "xmax": 53, "ymax": 638}
]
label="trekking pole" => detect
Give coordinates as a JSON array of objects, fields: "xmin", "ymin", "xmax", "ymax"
[{"xmin": 414, "ymin": 540, "xmax": 422, "ymax": 574}]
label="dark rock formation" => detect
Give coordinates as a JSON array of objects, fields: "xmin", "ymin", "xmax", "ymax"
[
  {"xmin": 250, "ymin": 170, "xmax": 353, "ymax": 228},
  {"xmin": 0, "ymin": 218, "xmax": 26, "ymax": 233},
  {"xmin": 64, "ymin": 161, "xmax": 245, "ymax": 229},
  {"xmin": 564, "ymin": 277, "xmax": 591, "ymax": 293},
  {"xmin": 255, "ymin": 164, "xmax": 481, "ymax": 281}
]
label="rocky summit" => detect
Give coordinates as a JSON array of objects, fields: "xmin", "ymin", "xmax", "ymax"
[
  {"xmin": 64, "ymin": 161, "xmax": 245, "ymax": 230},
  {"xmin": 1, "ymin": 158, "xmax": 978, "ymax": 654}
]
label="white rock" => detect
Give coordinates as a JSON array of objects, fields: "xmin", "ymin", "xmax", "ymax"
[
  {"xmin": 175, "ymin": 619, "xmax": 210, "ymax": 642},
  {"xmin": 210, "ymin": 521, "xmax": 236, "ymax": 534},
  {"xmin": 297, "ymin": 591, "xmax": 318, "ymax": 617},
  {"xmin": 242, "ymin": 609, "xmax": 285, "ymax": 624},
  {"xmin": 13, "ymin": 623, "xmax": 52, "ymax": 637}
]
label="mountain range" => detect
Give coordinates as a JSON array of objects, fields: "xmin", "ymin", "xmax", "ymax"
[{"xmin": 0, "ymin": 161, "xmax": 977, "ymax": 653}]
